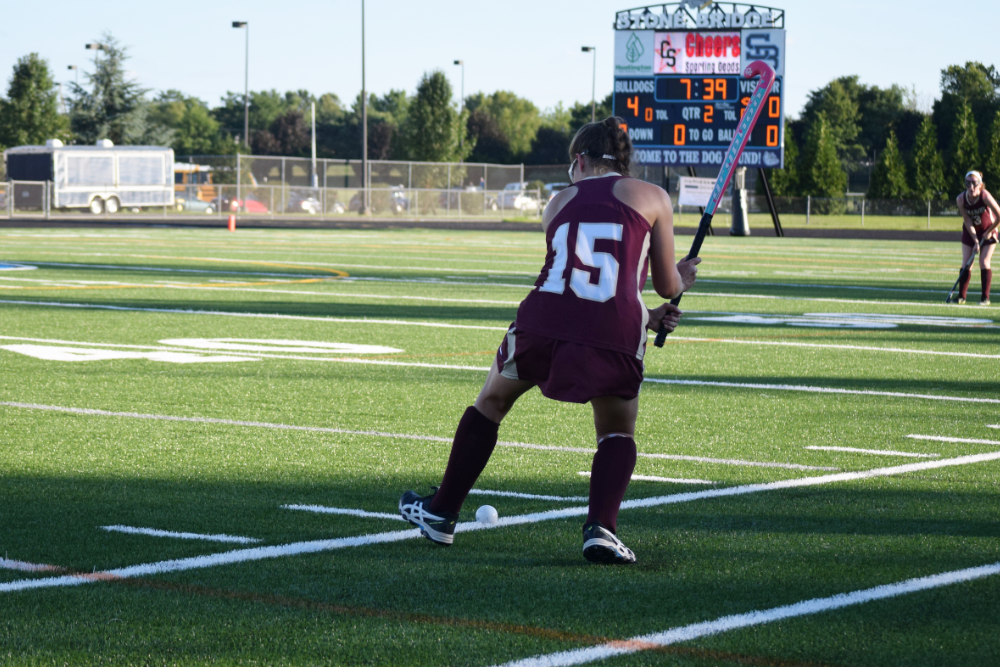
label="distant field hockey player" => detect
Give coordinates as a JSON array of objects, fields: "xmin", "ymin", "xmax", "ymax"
[
  {"xmin": 400, "ymin": 117, "xmax": 700, "ymax": 564},
  {"xmin": 956, "ymin": 171, "xmax": 1000, "ymax": 305}
]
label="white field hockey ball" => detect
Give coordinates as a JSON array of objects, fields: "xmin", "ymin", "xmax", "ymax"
[{"xmin": 476, "ymin": 505, "xmax": 499, "ymax": 525}]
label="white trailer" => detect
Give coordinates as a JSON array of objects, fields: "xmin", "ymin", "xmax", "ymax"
[{"xmin": 4, "ymin": 139, "xmax": 174, "ymax": 214}]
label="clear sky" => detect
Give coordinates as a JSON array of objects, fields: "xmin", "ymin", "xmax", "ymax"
[{"xmin": 0, "ymin": 0, "xmax": 996, "ymax": 119}]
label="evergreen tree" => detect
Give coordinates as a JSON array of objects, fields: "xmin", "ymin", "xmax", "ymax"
[
  {"xmin": 911, "ymin": 115, "xmax": 947, "ymax": 199},
  {"xmin": 69, "ymin": 34, "xmax": 167, "ymax": 145},
  {"xmin": 983, "ymin": 110, "xmax": 1000, "ymax": 193},
  {"xmin": 768, "ymin": 128, "xmax": 799, "ymax": 196},
  {"xmin": 402, "ymin": 70, "xmax": 469, "ymax": 163},
  {"xmin": 0, "ymin": 53, "xmax": 69, "ymax": 148},
  {"xmin": 950, "ymin": 99, "xmax": 980, "ymax": 193},
  {"xmin": 800, "ymin": 113, "xmax": 847, "ymax": 197},
  {"xmin": 869, "ymin": 130, "xmax": 909, "ymax": 198}
]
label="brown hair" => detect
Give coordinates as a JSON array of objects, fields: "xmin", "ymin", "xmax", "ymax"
[{"xmin": 568, "ymin": 116, "xmax": 634, "ymax": 177}]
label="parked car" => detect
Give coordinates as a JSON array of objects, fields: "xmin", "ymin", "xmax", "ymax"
[
  {"xmin": 226, "ymin": 196, "xmax": 269, "ymax": 214},
  {"xmin": 285, "ymin": 190, "xmax": 322, "ymax": 215},
  {"xmin": 498, "ymin": 182, "xmax": 540, "ymax": 212},
  {"xmin": 175, "ymin": 194, "xmax": 215, "ymax": 214},
  {"xmin": 543, "ymin": 182, "xmax": 571, "ymax": 208},
  {"xmin": 350, "ymin": 186, "xmax": 409, "ymax": 214}
]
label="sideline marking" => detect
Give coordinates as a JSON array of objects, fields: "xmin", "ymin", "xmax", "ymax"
[
  {"xmin": 0, "ymin": 402, "xmax": 833, "ymax": 471},
  {"xmin": 281, "ymin": 505, "xmax": 405, "ymax": 521},
  {"xmin": 4, "ymin": 451, "xmax": 1000, "ymax": 595},
  {"xmin": 805, "ymin": 446, "xmax": 939, "ymax": 458},
  {"xmin": 0, "ymin": 263, "xmax": 37, "ymax": 271},
  {"xmin": 468, "ymin": 489, "xmax": 589, "ymax": 502},
  {"xmin": 489, "ymin": 561, "xmax": 1000, "ymax": 667},
  {"xmin": 645, "ymin": 377, "xmax": 1000, "ymax": 404},
  {"xmin": 101, "ymin": 525, "xmax": 261, "ymax": 544},
  {"xmin": 1, "ymin": 344, "xmax": 254, "ymax": 364},
  {"xmin": 578, "ymin": 472, "xmax": 715, "ymax": 485}
]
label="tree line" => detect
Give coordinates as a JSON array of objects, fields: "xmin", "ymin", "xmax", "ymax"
[
  {"xmin": 770, "ymin": 62, "xmax": 1000, "ymax": 200},
  {"xmin": 0, "ymin": 33, "xmax": 997, "ymax": 200},
  {"xmin": 0, "ymin": 34, "xmax": 606, "ymax": 170}
]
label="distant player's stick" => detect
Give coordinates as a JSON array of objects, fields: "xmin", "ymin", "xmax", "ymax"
[
  {"xmin": 654, "ymin": 60, "xmax": 776, "ymax": 348},
  {"xmin": 946, "ymin": 241, "xmax": 979, "ymax": 303}
]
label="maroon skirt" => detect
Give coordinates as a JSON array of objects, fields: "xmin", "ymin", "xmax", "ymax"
[{"xmin": 495, "ymin": 323, "xmax": 644, "ymax": 404}]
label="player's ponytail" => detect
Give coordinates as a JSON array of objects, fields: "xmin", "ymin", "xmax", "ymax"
[{"xmin": 569, "ymin": 116, "xmax": 633, "ymax": 177}]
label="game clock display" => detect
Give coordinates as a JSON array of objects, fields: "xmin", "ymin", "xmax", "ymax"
[{"xmin": 613, "ymin": 75, "xmax": 783, "ymax": 168}]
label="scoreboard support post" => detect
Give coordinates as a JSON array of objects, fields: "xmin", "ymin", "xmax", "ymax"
[{"xmin": 758, "ymin": 168, "xmax": 784, "ymax": 237}]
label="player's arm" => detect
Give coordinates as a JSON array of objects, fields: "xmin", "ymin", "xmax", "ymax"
[
  {"xmin": 648, "ymin": 187, "xmax": 699, "ymax": 299},
  {"xmin": 980, "ymin": 191, "xmax": 1000, "ymax": 237}
]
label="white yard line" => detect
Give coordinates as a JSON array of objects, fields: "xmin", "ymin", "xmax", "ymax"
[
  {"xmin": 468, "ymin": 489, "xmax": 588, "ymax": 502},
  {"xmin": 100, "ymin": 525, "xmax": 261, "ymax": 544},
  {"xmin": 696, "ymin": 279, "xmax": 939, "ymax": 295},
  {"xmin": 4, "ymin": 451, "xmax": 999, "ymax": 595},
  {"xmin": 0, "ymin": 402, "xmax": 825, "ymax": 470},
  {"xmin": 0, "ymin": 558, "xmax": 62, "ymax": 573},
  {"xmin": 680, "ymin": 292, "xmax": 972, "ymax": 310},
  {"xmin": 805, "ymin": 446, "xmax": 939, "ymax": 458},
  {"xmin": 280, "ymin": 505, "xmax": 405, "ymax": 521},
  {"xmin": 0, "ymin": 299, "xmax": 509, "ymax": 331},
  {"xmin": 24, "ymin": 261, "xmax": 333, "ymax": 279},
  {"xmin": 489, "ymin": 561, "xmax": 1000, "ymax": 667},
  {"xmin": 578, "ymin": 472, "xmax": 715, "ymax": 485},
  {"xmin": 907, "ymin": 434, "xmax": 1000, "ymax": 445},
  {"xmin": 645, "ymin": 377, "xmax": 1000, "ymax": 404},
  {"xmin": 668, "ymin": 336, "xmax": 1000, "ymax": 360}
]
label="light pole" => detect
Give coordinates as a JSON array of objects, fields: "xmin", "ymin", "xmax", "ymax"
[
  {"xmin": 232, "ymin": 22, "xmax": 249, "ymax": 148},
  {"xmin": 67, "ymin": 65, "xmax": 78, "ymax": 86},
  {"xmin": 453, "ymin": 60, "xmax": 464, "ymax": 153},
  {"xmin": 360, "ymin": 0, "xmax": 369, "ymax": 214},
  {"xmin": 581, "ymin": 47, "xmax": 596, "ymax": 123},
  {"xmin": 85, "ymin": 43, "xmax": 105, "ymax": 69}
]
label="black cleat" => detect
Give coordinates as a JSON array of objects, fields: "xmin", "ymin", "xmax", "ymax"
[
  {"xmin": 399, "ymin": 490, "xmax": 458, "ymax": 545},
  {"xmin": 582, "ymin": 522, "xmax": 636, "ymax": 564}
]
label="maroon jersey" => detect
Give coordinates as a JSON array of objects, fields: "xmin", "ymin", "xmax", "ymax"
[
  {"xmin": 514, "ymin": 175, "xmax": 652, "ymax": 360},
  {"xmin": 964, "ymin": 190, "xmax": 997, "ymax": 232}
]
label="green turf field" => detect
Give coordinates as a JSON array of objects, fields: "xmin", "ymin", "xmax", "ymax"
[{"xmin": 1, "ymin": 227, "xmax": 998, "ymax": 666}]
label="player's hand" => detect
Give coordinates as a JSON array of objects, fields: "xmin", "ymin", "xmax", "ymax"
[
  {"xmin": 648, "ymin": 303, "xmax": 683, "ymax": 334},
  {"xmin": 676, "ymin": 256, "xmax": 701, "ymax": 293}
]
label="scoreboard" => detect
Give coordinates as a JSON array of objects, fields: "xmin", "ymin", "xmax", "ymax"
[{"xmin": 613, "ymin": 4, "xmax": 786, "ymax": 169}]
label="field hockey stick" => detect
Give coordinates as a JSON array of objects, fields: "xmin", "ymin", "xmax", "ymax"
[
  {"xmin": 946, "ymin": 241, "xmax": 979, "ymax": 303},
  {"xmin": 654, "ymin": 60, "xmax": 776, "ymax": 348}
]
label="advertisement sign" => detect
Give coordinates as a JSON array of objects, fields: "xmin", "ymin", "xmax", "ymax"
[
  {"xmin": 677, "ymin": 176, "xmax": 717, "ymax": 208},
  {"xmin": 654, "ymin": 31, "xmax": 741, "ymax": 75},
  {"xmin": 614, "ymin": 30, "xmax": 654, "ymax": 77}
]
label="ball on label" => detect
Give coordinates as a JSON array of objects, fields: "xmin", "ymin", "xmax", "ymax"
[{"xmin": 476, "ymin": 505, "xmax": 499, "ymax": 525}]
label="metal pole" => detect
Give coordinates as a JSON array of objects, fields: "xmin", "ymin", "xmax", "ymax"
[
  {"xmin": 310, "ymin": 101, "xmax": 317, "ymax": 188},
  {"xmin": 927, "ymin": 200, "xmax": 931, "ymax": 229},
  {"xmin": 582, "ymin": 47, "xmax": 596, "ymax": 123},
  {"xmin": 454, "ymin": 60, "xmax": 464, "ymax": 154},
  {"xmin": 861, "ymin": 198, "xmax": 865, "ymax": 226},
  {"xmin": 758, "ymin": 168, "xmax": 783, "ymax": 237},
  {"xmin": 806, "ymin": 195, "xmax": 811, "ymax": 225},
  {"xmin": 360, "ymin": 0, "xmax": 369, "ymax": 214},
  {"xmin": 236, "ymin": 152, "xmax": 241, "ymax": 214}
]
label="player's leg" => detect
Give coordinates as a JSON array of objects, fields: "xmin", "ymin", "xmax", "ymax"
[
  {"xmin": 400, "ymin": 361, "xmax": 534, "ymax": 545},
  {"xmin": 979, "ymin": 240, "xmax": 995, "ymax": 304},
  {"xmin": 959, "ymin": 239, "xmax": 975, "ymax": 302},
  {"xmin": 429, "ymin": 362, "xmax": 535, "ymax": 515},
  {"xmin": 582, "ymin": 395, "xmax": 640, "ymax": 564}
]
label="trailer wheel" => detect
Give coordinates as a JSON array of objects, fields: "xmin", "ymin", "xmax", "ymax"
[
  {"xmin": 89, "ymin": 198, "xmax": 105, "ymax": 214},
  {"xmin": 104, "ymin": 197, "xmax": 120, "ymax": 214}
]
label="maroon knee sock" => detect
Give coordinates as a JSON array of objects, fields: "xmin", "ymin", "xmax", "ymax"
[
  {"xmin": 585, "ymin": 435, "xmax": 637, "ymax": 534},
  {"xmin": 960, "ymin": 266, "xmax": 973, "ymax": 299},
  {"xmin": 430, "ymin": 406, "xmax": 499, "ymax": 514},
  {"xmin": 981, "ymin": 268, "xmax": 993, "ymax": 300}
]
